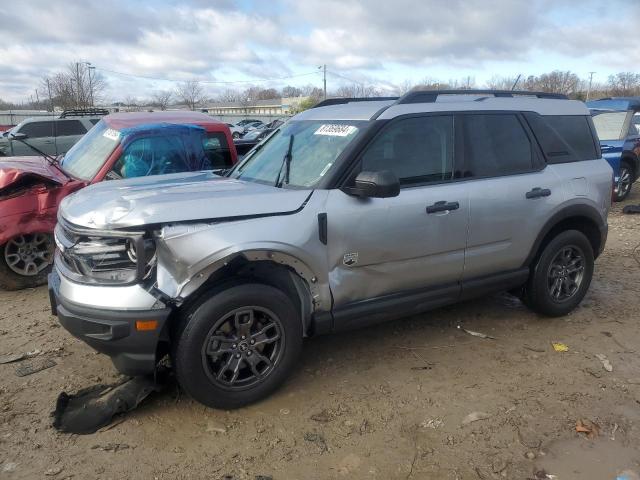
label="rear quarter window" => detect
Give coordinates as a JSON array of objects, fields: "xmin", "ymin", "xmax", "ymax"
[
  {"xmin": 525, "ymin": 113, "xmax": 599, "ymax": 163},
  {"xmin": 56, "ymin": 120, "xmax": 87, "ymax": 136}
]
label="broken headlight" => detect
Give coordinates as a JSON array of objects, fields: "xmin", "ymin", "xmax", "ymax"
[{"xmin": 55, "ymin": 223, "xmax": 156, "ymax": 285}]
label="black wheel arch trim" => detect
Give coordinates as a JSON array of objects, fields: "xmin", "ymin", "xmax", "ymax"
[{"xmin": 522, "ymin": 203, "xmax": 607, "ymax": 267}]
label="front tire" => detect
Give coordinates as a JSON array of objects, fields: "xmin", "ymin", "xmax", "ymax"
[
  {"xmin": 232, "ymin": 132, "xmax": 240, "ymax": 139},
  {"xmin": 523, "ymin": 230, "xmax": 594, "ymax": 317},
  {"xmin": 0, "ymin": 234, "xmax": 53, "ymax": 290},
  {"xmin": 613, "ymin": 161, "xmax": 633, "ymax": 202},
  {"xmin": 173, "ymin": 283, "xmax": 302, "ymax": 409}
]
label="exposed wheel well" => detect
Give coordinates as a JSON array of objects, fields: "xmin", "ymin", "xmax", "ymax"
[
  {"xmin": 531, "ymin": 216, "xmax": 603, "ymax": 266},
  {"xmin": 170, "ymin": 258, "xmax": 313, "ymax": 338}
]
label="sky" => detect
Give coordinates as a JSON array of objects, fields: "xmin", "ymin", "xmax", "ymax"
[{"xmin": 0, "ymin": 0, "xmax": 638, "ymax": 103}]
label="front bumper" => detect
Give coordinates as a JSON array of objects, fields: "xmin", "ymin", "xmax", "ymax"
[{"xmin": 49, "ymin": 270, "xmax": 172, "ymax": 376}]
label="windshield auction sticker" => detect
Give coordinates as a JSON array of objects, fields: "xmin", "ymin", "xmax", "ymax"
[
  {"xmin": 314, "ymin": 124, "xmax": 357, "ymax": 136},
  {"xmin": 103, "ymin": 128, "xmax": 121, "ymax": 141}
]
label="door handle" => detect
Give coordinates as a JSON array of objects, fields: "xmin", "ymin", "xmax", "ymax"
[
  {"xmin": 426, "ymin": 200, "xmax": 459, "ymax": 214},
  {"xmin": 526, "ymin": 187, "xmax": 551, "ymax": 199}
]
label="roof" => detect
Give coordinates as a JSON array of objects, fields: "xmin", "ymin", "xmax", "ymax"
[
  {"xmin": 104, "ymin": 111, "xmax": 226, "ymax": 130},
  {"xmin": 295, "ymin": 96, "xmax": 588, "ymax": 122}
]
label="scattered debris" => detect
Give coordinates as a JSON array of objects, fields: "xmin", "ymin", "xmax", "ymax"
[
  {"xmin": 206, "ymin": 421, "xmax": 227, "ymax": 434},
  {"xmin": 529, "ymin": 470, "xmax": 557, "ymax": 480},
  {"xmin": 575, "ymin": 418, "xmax": 600, "ymax": 439},
  {"xmin": 524, "ymin": 344, "xmax": 545, "ymax": 353},
  {"xmin": 92, "ymin": 443, "xmax": 130, "ymax": 452},
  {"xmin": 304, "ymin": 432, "xmax": 328, "ymax": 453},
  {"xmin": 551, "ymin": 342, "xmax": 569, "ymax": 352},
  {"xmin": 15, "ymin": 358, "xmax": 56, "ymax": 377},
  {"xmin": 311, "ymin": 410, "xmax": 332, "ymax": 423},
  {"xmin": 524, "ymin": 451, "xmax": 536, "ymax": 460},
  {"xmin": 52, "ymin": 375, "xmax": 165, "ymax": 434},
  {"xmin": 279, "ymin": 408, "xmax": 290, "ymax": 415},
  {"xmin": 457, "ymin": 325, "xmax": 495, "ymax": 339},
  {"xmin": 585, "ymin": 367, "xmax": 602, "ymax": 378},
  {"xmin": 44, "ymin": 465, "xmax": 64, "ymax": 476},
  {"xmin": 420, "ymin": 418, "xmax": 444, "ymax": 429},
  {"xmin": 611, "ymin": 422, "xmax": 619, "ymax": 441},
  {"xmin": 0, "ymin": 349, "xmax": 41, "ymax": 364},
  {"xmin": 622, "ymin": 204, "xmax": 640, "ymax": 214},
  {"xmin": 2, "ymin": 462, "xmax": 17, "ymax": 473},
  {"xmin": 595, "ymin": 353, "xmax": 613, "ymax": 372},
  {"xmin": 462, "ymin": 411, "xmax": 492, "ymax": 425}
]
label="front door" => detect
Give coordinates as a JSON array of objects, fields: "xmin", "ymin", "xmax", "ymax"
[{"xmin": 325, "ymin": 114, "xmax": 469, "ymax": 311}]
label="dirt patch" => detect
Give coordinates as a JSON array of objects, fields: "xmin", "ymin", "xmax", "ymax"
[{"xmin": 1, "ymin": 189, "xmax": 640, "ymax": 479}]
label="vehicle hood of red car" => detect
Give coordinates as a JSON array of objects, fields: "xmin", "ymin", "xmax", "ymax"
[{"xmin": 0, "ymin": 156, "xmax": 69, "ymax": 190}]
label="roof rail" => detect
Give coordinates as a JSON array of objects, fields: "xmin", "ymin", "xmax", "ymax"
[
  {"xmin": 396, "ymin": 90, "xmax": 568, "ymax": 104},
  {"xmin": 312, "ymin": 97, "xmax": 399, "ymax": 108},
  {"xmin": 59, "ymin": 108, "xmax": 110, "ymax": 118}
]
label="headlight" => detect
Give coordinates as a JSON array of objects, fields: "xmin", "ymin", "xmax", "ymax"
[{"xmin": 54, "ymin": 223, "xmax": 156, "ymax": 285}]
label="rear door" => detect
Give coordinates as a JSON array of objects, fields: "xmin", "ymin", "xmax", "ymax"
[
  {"xmin": 11, "ymin": 120, "xmax": 56, "ymax": 156},
  {"xmin": 54, "ymin": 119, "xmax": 88, "ymax": 155},
  {"xmin": 461, "ymin": 113, "xmax": 560, "ymax": 280}
]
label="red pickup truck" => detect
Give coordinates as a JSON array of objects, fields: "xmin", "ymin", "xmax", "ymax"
[{"xmin": 0, "ymin": 111, "xmax": 237, "ymax": 289}]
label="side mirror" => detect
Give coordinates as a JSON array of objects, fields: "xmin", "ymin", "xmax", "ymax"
[
  {"xmin": 9, "ymin": 132, "xmax": 27, "ymax": 140},
  {"xmin": 345, "ymin": 170, "xmax": 400, "ymax": 198}
]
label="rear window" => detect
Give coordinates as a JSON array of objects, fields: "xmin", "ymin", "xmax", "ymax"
[
  {"xmin": 462, "ymin": 114, "xmax": 533, "ymax": 177},
  {"xmin": 56, "ymin": 120, "xmax": 87, "ymax": 137},
  {"xmin": 592, "ymin": 111, "xmax": 628, "ymax": 141}
]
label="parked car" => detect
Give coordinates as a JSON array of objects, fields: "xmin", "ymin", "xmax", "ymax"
[
  {"xmin": 0, "ymin": 111, "xmax": 237, "ymax": 290},
  {"xmin": 50, "ymin": 90, "xmax": 611, "ymax": 409},
  {"xmin": 241, "ymin": 121, "xmax": 264, "ymax": 134},
  {"xmin": 235, "ymin": 119, "xmax": 262, "ymax": 127},
  {"xmin": 233, "ymin": 128, "xmax": 275, "ymax": 157},
  {"xmin": 0, "ymin": 109, "xmax": 109, "ymax": 158},
  {"xmin": 587, "ymin": 98, "xmax": 640, "ymax": 201},
  {"xmin": 226, "ymin": 123, "xmax": 245, "ymax": 139}
]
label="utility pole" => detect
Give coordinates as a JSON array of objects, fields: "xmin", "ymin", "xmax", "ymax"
[
  {"xmin": 319, "ymin": 64, "xmax": 327, "ymax": 100},
  {"xmin": 511, "ymin": 74, "xmax": 522, "ymax": 91},
  {"xmin": 35, "ymin": 89, "xmax": 39, "ymax": 106},
  {"xmin": 586, "ymin": 71, "xmax": 596, "ymax": 101},
  {"xmin": 46, "ymin": 78, "xmax": 53, "ymax": 112},
  {"xmin": 75, "ymin": 62, "xmax": 81, "ymax": 108},
  {"xmin": 88, "ymin": 65, "xmax": 95, "ymax": 107}
]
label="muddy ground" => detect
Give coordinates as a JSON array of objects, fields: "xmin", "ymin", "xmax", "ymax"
[{"xmin": 1, "ymin": 190, "xmax": 640, "ymax": 480}]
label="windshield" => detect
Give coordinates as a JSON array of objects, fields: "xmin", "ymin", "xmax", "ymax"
[
  {"xmin": 230, "ymin": 120, "xmax": 365, "ymax": 188},
  {"xmin": 592, "ymin": 111, "xmax": 628, "ymax": 141},
  {"xmin": 60, "ymin": 120, "xmax": 119, "ymax": 180}
]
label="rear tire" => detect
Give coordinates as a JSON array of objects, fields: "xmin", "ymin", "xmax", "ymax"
[
  {"xmin": 173, "ymin": 283, "xmax": 302, "ymax": 409},
  {"xmin": 613, "ymin": 161, "xmax": 633, "ymax": 202},
  {"xmin": 0, "ymin": 234, "xmax": 53, "ymax": 290},
  {"xmin": 523, "ymin": 230, "xmax": 594, "ymax": 317}
]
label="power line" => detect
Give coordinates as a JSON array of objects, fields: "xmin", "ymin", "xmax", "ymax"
[
  {"xmin": 94, "ymin": 67, "xmax": 320, "ymax": 85},
  {"xmin": 326, "ymin": 70, "xmax": 366, "ymax": 86}
]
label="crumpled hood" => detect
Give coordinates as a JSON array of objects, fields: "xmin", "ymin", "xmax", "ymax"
[
  {"xmin": 61, "ymin": 171, "xmax": 313, "ymax": 229},
  {"xmin": 0, "ymin": 156, "xmax": 69, "ymax": 190}
]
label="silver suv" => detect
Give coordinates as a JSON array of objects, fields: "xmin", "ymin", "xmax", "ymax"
[
  {"xmin": 49, "ymin": 91, "xmax": 612, "ymax": 409},
  {"xmin": 0, "ymin": 109, "xmax": 107, "ymax": 157}
]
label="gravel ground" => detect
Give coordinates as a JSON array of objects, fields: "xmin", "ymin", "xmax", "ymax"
[{"xmin": 1, "ymin": 189, "xmax": 639, "ymax": 480}]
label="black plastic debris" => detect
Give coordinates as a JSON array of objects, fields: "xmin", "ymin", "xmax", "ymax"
[
  {"xmin": 52, "ymin": 375, "xmax": 165, "ymax": 434},
  {"xmin": 15, "ymin": 358, "xmax": 56, "ymax": 377},
  {"xmin": 623, "ymin": 204, "xmax": 640, "ymax": 214}
]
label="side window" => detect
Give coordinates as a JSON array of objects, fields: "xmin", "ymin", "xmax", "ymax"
[
  {"xmin": 542, "ymin": 115, "xmax": 598, "ymax": 161},
  {"xmin": 55, "ymin": 120, "xmax": 87, "ymax": 137},
  {"xmin": 111, "ymin": 135, "xmax": 189, "ymax": 179},
  {"xmin": 360, "ymin": 115, "xmax": 454, "ymax": 186},
  {"xmin": 18, "ymin": 121, "xmax": 55, "ymax": 139},
  {"xmin": 204, "ymin": 132, "xmax": 233, "ymax": 168},
  {"xmin": 89, "ymin": 119, "xmax": 101, "ymax": 126},
  {"xmin": 463, "ymin": 114, "xmax": 533, "ymax": 177}
]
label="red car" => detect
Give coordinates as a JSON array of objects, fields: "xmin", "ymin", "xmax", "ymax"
[{"xmin": 0, "ymin": 111, "xmax": 237, "ymax": 290}]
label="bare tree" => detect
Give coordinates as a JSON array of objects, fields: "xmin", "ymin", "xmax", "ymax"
[
  {"xmin": 124, "ymin": 96, "xmax": 141, "ymax": 111},
  {"xmin": 334, "ymin": 83, "xmax": 380, "ymax": 98},
  {"xmin": 152, "ymin": 90, "xmax": 173, "ymax": 110},
  {"xmin": 608, "ymin": 72, "xmax": 640, "ymax": 96},
  {"xmin": 281, "ymin": 85, "xmax": 302, "ymax": 97},
  {"xmin": 217, "ymin": 89, "xmax": 242, "ymax": 103},
  {"xmin": 41, "ymin": 61, "xmax": 106, "ymax": 110},
  {"xmin": 176, "ymin": 80, "xmax": 206, "ymax": 110}
]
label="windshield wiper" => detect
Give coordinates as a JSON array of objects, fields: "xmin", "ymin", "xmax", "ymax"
[
  {"xmin": 10, "ymin": 135, "xmax": 59, "ymax": 166},
  {"xmin": 274, "ymin": 134, "xmax": 294, "ymax": 188}
]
